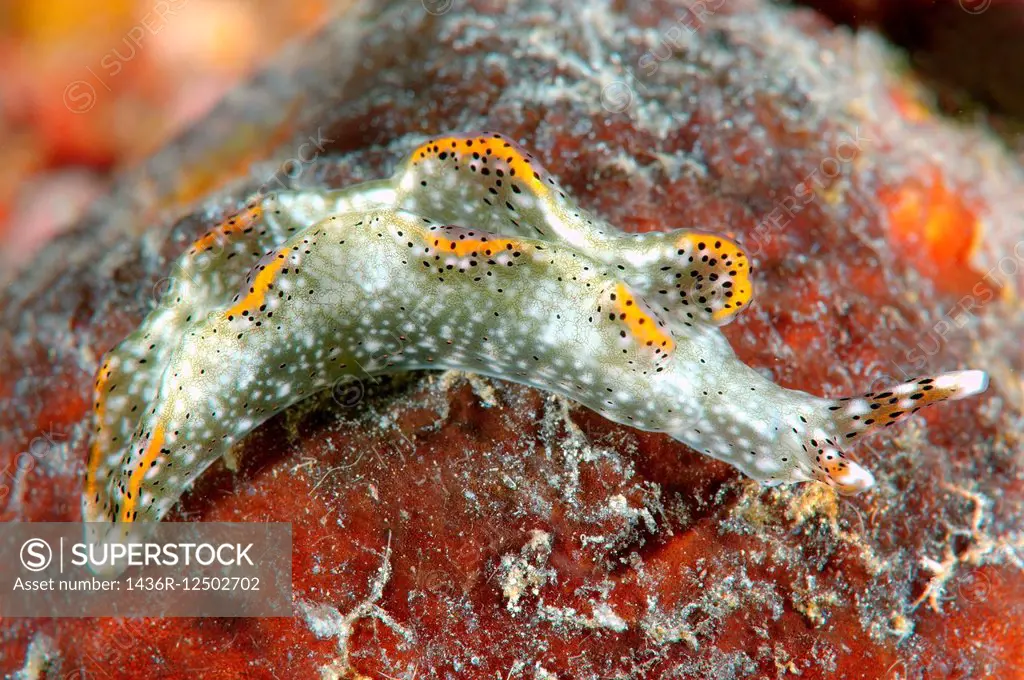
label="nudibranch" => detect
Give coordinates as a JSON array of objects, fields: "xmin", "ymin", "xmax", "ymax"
[{"xmin": 84, "ymin": 132, "xmax": 989, "ymax": 548}]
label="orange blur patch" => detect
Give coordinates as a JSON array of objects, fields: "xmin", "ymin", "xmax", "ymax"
[
  {"xmin": 613, "ymin": 283, "xmax": 675, "ymax": 354},
  {"xmin": 889, "ymin": 85, "xmax": 931, "ymax": 124},
  {"xmin": 881, "ymin": 169, "xmax": 994, "ymax": 297},
  {"xmin": 411, "ymin": 133, "xmax": 549, "ymax": 194},
  {"xmin": 122, "ymin": 424, "xmax": 165, "ymax": 523},
  {"xmin": 187, "ymin": 205, "xmax": 265, "ymax": 256},
  {"xmin": 223, "ymin": 249, "xmax": 289, "ymax": 319}
]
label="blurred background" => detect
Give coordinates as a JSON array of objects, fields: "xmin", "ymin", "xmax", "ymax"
[
  {"xmin": 0, "ymin": 0, "xmax": 334, "ymax": 279},
  {"xmin": 1, "ymin": 0, "xmax": 1020, "ymax": 280}
]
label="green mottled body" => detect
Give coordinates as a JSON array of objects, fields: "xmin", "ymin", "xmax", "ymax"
[{"xmin": 85, "ymin": 133, "xmax": 989, "ymax": 558}]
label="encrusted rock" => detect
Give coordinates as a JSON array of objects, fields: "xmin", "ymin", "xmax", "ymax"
[{"xmin": 2, "ymin": 0, "xmax": 1021, "ymax": 677}]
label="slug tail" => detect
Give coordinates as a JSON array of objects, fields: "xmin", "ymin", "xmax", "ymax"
[
  {"xmin": 827, "ymin": 370, "xmax": 989, "ymax": 444},
  {"xmin": 801, "ymin": 370, "xmax": 987, "ymax": 495}
]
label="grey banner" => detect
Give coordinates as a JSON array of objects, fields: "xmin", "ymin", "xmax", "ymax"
[{"xmin": 0, "ymin": 523, "xmax": 291, "ymax": 617}]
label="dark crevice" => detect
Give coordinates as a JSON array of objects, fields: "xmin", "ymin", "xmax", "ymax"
[{"xmin": 792, "ymin": 0, "xmax": 1024, "ymax": 125}]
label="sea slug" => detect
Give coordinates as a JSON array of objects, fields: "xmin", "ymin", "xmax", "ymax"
[{"xmin": 84, "ymin": 133, "xmax": 989, "ymax": 545}]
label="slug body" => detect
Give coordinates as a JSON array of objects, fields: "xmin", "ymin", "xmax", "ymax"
[{"xmin": 85, "ymin": 133, "xmax": 989, "ymax": 546}]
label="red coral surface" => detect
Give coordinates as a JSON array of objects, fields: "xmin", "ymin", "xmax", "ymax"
[{"xmin": 2, "ymin": 0, "xmax": 1023, "ymax": 678}]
